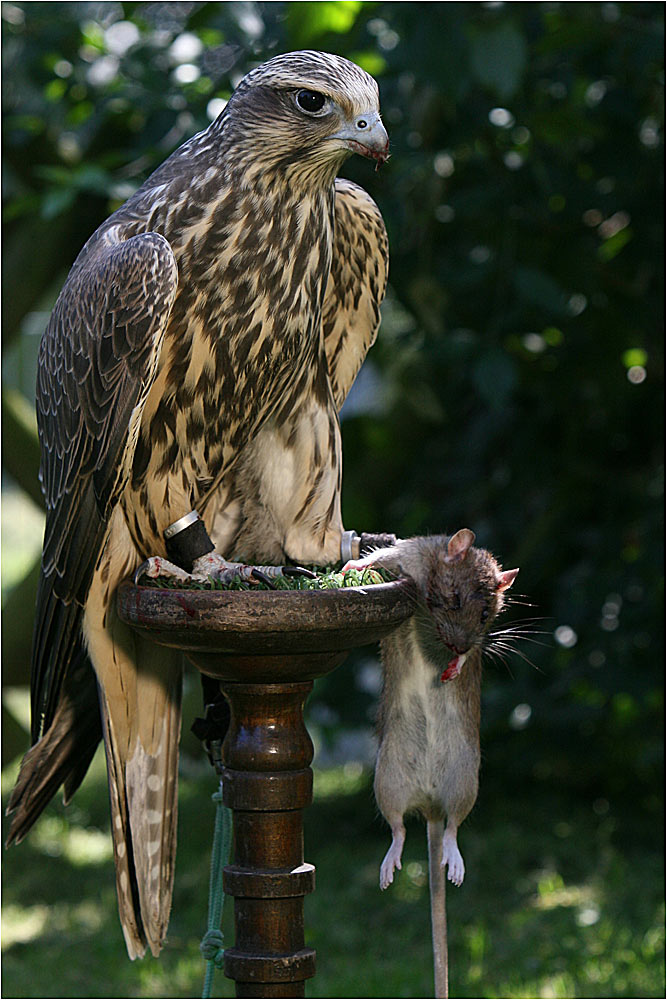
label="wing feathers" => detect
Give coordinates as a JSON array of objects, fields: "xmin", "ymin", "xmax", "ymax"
[
  {"xmin": 38, "ymin": 232, "xmax": 178, "ymax": 526},
  {"xmin": 6, "ymin": 646, "xmax": 102, "ymax": 845},
  {"xmin": 31, "ymin": 232, "xmax": 178, "ymax": 742}
]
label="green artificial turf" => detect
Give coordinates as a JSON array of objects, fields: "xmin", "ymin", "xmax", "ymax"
[{"xmin": 136, "ymin": 566, "xmax": 392, "ymax": 591}]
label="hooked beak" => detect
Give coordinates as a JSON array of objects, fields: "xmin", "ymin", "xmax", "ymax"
[{"xmin": 333, "ymin": 112, "xmax": 390, "ymax": 165}]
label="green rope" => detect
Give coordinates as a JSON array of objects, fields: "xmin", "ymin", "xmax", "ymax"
[{"xmin": 201, "ymin": 782, "xmax": 232, "ymax": 999}]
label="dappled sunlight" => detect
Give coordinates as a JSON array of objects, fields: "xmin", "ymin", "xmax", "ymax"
[
  {"xmin": 1, "ymin": 488, "xmax": 44, "ymax": 599},
  {"xmin": 465, "ymin": 877, "xmax": 665, "ymax": 999},
  {"xmin": 530, "ymin": 867, "xmax": 599, "ymax": 914},
  {"xmin": 312, "ymin": 762, "xmax": 367, "ymax": 800},
  {"xmin": 392, "ymin": 858, "xmax": 429, "ymax": 903},
  {"xmin": 28, "ymin": 816, "xmax": 113, "ymax": 866},
  {"xmin": 2, "ymin": 903, "xmax": 49, "ymax": 949},
  {"xmin": 2, "ymin": 899, "xmax": 105, "ymax": 950},
  {"xmin": 2, "ymin": 687, "xmax": 30, "ymax": 732},
  {"xmin": 1, "ymin": 740, "xmax": 24, "ymax": 796}
]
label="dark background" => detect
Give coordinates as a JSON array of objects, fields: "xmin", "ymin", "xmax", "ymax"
[{"xmin": 2, "ymin": 3, "xmax": 664, "ymax": 997}]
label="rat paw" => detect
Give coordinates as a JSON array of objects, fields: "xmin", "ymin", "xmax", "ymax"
[
  {"xmin": 342, "ymin": 554, "xmax": 376, "ymax": 573},
  {"xmin": 441, "ymin": 833, "xmax": 465, "ymax": 887},
  {"xmin": 379, "ymin": 842, "xmax": 403, "ymax": 890},
  {"xmin": 379, "ymin": 856, "xmax": 399, "ymax": 890}
]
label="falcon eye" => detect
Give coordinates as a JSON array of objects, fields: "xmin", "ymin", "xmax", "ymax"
[{"xmin": 295, "ymin": 89, "xmax": 327, "ymax": 115}]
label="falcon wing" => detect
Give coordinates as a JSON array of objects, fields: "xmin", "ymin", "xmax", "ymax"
[
  {"xmin": 30, "ymin": 230, "xmax": 178, "ymax": 742},
  {"xmin": 322, "ymin": 178, "xmax": 389, "ymax": 410},
  {"xmin": 6, "ymin": 645, "xmax": 103, "ymax": 846}
]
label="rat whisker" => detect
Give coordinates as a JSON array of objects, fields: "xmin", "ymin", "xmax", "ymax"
[
  {"xmin": 504, "ymin": 637, "xmax": 549, "ymax": 651},
  {"xmin": 489, "ymin": 619, "xmax": 551, "ymax": 640},
  {"xmin": 493, "ymin": 613, "xmax": 550, "ymax": 626},
  {"xmin": 483, "ymin": 645, "xmax": 516, "ymax": 678},
  {"xmin": 490, "ymin": 623, "xmax": 549, "ymax": 635},
  {"xmin": 504, "ymin": 594, "xmax": 538, "ymax": 609},
  {"xmin": 489, "ymin": 628, "xmax": 551, "ymax": 648},
  {"xmin": 486, "ymin": 639, "xmax": 544, "ymax": 673},
  {"xmin": 491, "ymin": 630, "xmax": 550, "ymax": 646}
]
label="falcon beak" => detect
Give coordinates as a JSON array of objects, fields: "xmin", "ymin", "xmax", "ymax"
[{"xmin": 333, "ymin": 112, "xmax": 390, "ymax": 164}]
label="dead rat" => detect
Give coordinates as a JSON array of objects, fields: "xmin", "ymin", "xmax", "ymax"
[{"xmin": 345, "ymin": 529, "xmax": 518, "ymax": 999}]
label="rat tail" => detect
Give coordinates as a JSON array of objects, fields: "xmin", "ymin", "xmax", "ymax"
[{"xmin": 427, "ymin": 818, "xmax": 448, "ymax": 999}]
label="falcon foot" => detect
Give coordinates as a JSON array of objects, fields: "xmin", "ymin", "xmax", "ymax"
[{"xmin": 134, "ymin": 554, "xmax": 317, "ymax": 588}]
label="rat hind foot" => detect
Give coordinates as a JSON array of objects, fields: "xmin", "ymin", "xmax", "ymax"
[
  {"xmin": 379, "ymin": 843, "xmax": 402, "ymax": 889},
  {"xmin": 441, "ymin": 828, "xmax": 465, "ymax": 887},
  {"xmin": 379, "ymin": 823, "xmax": 406, "ymax": 890}
]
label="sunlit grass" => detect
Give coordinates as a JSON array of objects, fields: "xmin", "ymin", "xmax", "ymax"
[
  {"xmin": 2, "ymin": 898, "xmax": 106, "ymax": 951},
  {"xmin": 2, "ymin": 752, "xmax": 664, "ymax": 998}
]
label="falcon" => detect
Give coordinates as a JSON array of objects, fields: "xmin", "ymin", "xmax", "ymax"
[{"xmin": 6, "ymin": 50, "xmax": 389, "ymax": 958}]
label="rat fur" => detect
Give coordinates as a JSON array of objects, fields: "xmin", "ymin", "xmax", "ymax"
[{"xmin": 345, "ymin": 529, "xmax": 518, "ymax": 998}]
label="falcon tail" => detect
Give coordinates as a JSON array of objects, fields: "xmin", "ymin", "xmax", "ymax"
[
  {"xmin": 87, "ymin": 585, "xmax": 183, "ymax": 960},
  {"xmin": 98, "ymin": 648, "xmax": 182, "ymax": 959},
  {"xmin": 8, "ymin": 576, "xmax": 184, "ymax": 961}
]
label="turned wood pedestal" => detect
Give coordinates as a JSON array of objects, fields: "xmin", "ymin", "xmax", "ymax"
[{"xmin": 117, "ymin": 579, "xmax": 413, "ymax": 998}]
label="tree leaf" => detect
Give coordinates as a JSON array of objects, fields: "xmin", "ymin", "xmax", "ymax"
[
  {"xmin": 470, "ymin": 21, "xmax": 527, "ymax": 99},
  {"xmin": 514, "ymin": 266, "xmax": 568, "ymax": 316},
  {"xmin": 286, "ymin": 1, "xmax": 362, "ymax": 46},
  {"xmin": 472, "ymin": 349, "xmax": 517, "ymax": 411}
]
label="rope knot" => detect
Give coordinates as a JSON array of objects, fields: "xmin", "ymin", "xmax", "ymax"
[{"xmin": 200, "ymin": 928, "xmax": 225, "ymax": 968}]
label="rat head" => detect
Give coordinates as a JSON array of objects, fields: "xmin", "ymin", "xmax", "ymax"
[{"xmin": 418, "ymin": 529, "xmax": 518, "ymax": 681}]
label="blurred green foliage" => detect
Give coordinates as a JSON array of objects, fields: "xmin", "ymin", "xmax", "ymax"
[
  {"xmin": 1, "ymin": 1, "xmax": 664, "ymax": 994},
  {"xmin": 3, "ymin": 0, "xmax": 663, "ymax": 822}
]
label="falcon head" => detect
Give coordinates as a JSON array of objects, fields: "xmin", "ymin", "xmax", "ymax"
[{"xmin": 225, "ymin": 50, "xmax": 389, "ymax": 182}]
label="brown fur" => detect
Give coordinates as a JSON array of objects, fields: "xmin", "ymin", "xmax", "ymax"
[{"xmin": 351, "ymin": 530, "xmax": 518, "ymax": 998}]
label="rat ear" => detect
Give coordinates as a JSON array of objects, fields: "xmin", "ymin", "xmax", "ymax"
[
  {"xmin": 445, "ymin": 528, "xmax": 476, "ymax": 564},
  {"xmin": 497, "ymin": 568, "xmax": 519, "ymax": 592}
]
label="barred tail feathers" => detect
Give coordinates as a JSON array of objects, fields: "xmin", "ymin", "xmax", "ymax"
[{"xmin": 87, "ymin": 582, "xmax": 183, "ymax": 959}]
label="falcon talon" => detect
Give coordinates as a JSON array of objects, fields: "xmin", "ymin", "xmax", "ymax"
[
  {"xmin": 134, "ymin": 556, "xmax": 192, "ymax": 584},
  {"xmin": 133, "ymin": 559, "xmax": 156, "ymax": 584},
  {"xmin": 250, "ymin": 568, "xmax": 278, "ymax": 589},
  {"xmin": 191, "ymin": 553, "xmax": 246, "ymax": 581},
  {"xmin": 283, "ymin": 566, "xmax": 318, "ymax": 579}
]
